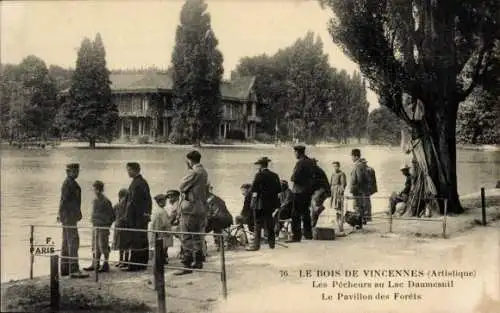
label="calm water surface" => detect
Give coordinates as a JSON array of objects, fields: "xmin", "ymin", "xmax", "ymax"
[{"xmin": 1, "ymin": 145, "xmax": 499, "ymax": 281}]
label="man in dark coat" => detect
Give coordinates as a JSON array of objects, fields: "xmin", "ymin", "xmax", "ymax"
[
  {"xmin": 58, "ymin": 163, "xmax": 87, "ymax": 278},
  {"xmin": 122, "ymin": 162, "xmax": 152, "ymax": 271},
  {"xmin": 247, "ymin": 157, "xmax": 281, "ymax": 251},
  {"xmin": 349, "ymin": 149, "xmax": 369, "ymax": 228},
  {"xmin": 288, "ymin": 145, "xmax": 316, "ymax": 242},
  {"xmin": 310, "ymin": 159, "xmax": 331, "ymax": 228}
]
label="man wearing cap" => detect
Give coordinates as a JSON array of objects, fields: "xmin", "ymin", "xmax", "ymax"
[
  {"xmin": 288, "ymin": 145, "xmax": 316, "ymax": 242},
  {"xmin": 123, "ymin": 162, "xmax": 152, "ymax": 271},
  {"xmin": 349, "ymin": 149, "xmax": 370, "ymax": 227},
  {"xmin": 310, "ymin": 159, "xmax": 331, "ymax": 228},
  {"xmin": 176, "ymin": 150, "xmax": 209, "ymax": 275},
  {"xmin": 247, "ymin": 157, "xmax": 281, "ymax": 251},
  {"xmin": 388, "ymin": 165, "xmax": 412, "ymax": 215},
  {"xmin": 58, "ymin": 163, "xmax": 85, "ymax": 277},
  {"xmin": 206, "ymin": 184, "xmax": 232, "ymax": 251}
]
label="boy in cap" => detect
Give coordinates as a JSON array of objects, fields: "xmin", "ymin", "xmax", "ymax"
[
  {"xmin": 58, "ymin": 163, "xmax": 86, "ymax": 277},
  {"xmin": 330, "ymin": 161, "xmax": 347, "ymax": 232},
  {"xmin": 113, "ymin": 188, "xmax": 129, "ymax": 268},
  {"xmin": 149, "ymin": 193, "xmax": 174, "ymax": 264},
  {"xmin": 84, "ymin": 180, "xmax": 115, "ymax": 273}
]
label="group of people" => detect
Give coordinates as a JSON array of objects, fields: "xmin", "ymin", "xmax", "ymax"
[{"xmin": 57, "ymin": 145, "xmax": 412, "ymax": 278}]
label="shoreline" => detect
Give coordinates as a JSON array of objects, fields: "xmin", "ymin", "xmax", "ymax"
[{"xmin": 2, "ymin": 141, "xmax": 499, "ymax": 151}]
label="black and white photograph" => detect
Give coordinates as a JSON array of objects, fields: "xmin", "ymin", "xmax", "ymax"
[{"xmin": 0, "ymin": 0, "xmax": 499, "ymax": 312}]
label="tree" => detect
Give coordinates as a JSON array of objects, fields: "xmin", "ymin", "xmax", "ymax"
[
  {"xmin": 170, "ymin": 0, "xmax": 224, "ymax": 144},
  {"xmin": 63, "ymin": 34, "xmax": 117, "ymax": 148},
  {"xmin": 367, "ymin": 106, "xmax": 404, "ymax": 145},
  {"xmin": 3, "ymin": 56, "xmax": 58, "ymax": 141},
  {"xmin": 456, "ymin": 88, "xmax": 499, "ymax": 144},
  {"xmin": 320, "ymin": 0, "xmax": 500, "ymax": 213}
]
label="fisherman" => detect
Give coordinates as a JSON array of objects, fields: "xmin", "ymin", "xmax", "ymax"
[
  {"xmin": 58, "ymin": 163, "xmax": 87, "ymax": 278},
  {"xmin": 175, "ymin": 150, "xmax": 209, "ymax": 275},
  {"xmin": 274, "ymin": 180, "xmax": 293, "ymax": 238},
  {"xmin": 122, "ymin": 162, "xmax": 152, "ymax": 272},
  {"xmin": 206, "ymin": 184, "xmax": 233, "ymax": 251},
  {"xmin": 360, "ymin": 158, "xmax": 377, "ymax": 223},
  {"xmin": 288, "ymin": 145, "xmax": 316, "ymax": 242},
  {"xmin": 349, "ymin": 149, "xmax": 369, "ymax": 228},
  {"xmin": 329, "ymin": 161, "xmax": 347, "ymax": 232},
  {"xmin": 113, "ymin": 188, "xmax": 129, "ymax": 268},
  {"xmin": 388, "ymin": 164, "xmax": 412, "ymax": 215},
  {"xmin": 310, "ymin": 159, "xmax": 331, "ymax": 228},
  {"xmin": 84, "ymin": 180, "xmax": 115, "ymax": 273},
  {"xmin": 239, "ymin": 183, "xmax": 254, "ymax": 232},
  {"xmin": 246, "ymin": 157, "xmax": 281, "ymax": 251}
]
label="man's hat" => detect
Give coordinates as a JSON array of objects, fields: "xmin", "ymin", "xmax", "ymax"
[
  {"xmin": 154, "ymin": 194, "xmax": 168, "ymax": 202},
  {"xmin": 254, "ymin": 156, "xmax": 271, "ymax": 165},
  {"xmin": 92, "ymin": 180, "xmax": 104, "ymax": 190},
  {"xmin": 293, "ymin": 145, "xmax": 306, "ymax": 153},
  {"xmin": 165, "ymin": 190, "xmax": 180, "ymax": 199},
  {"xmin": 360, "ymin": 158, "xmax": 367, "ymax": 163},
  {"xmin": 240, "ymin": 183, "xmax": 251, "ymax": 189},
  {"xmin": 66, "ymin": 163, "xmax": 79, "ymax": 170},
  {"xmin": 400, "ymin": 164, "xmax": 410, "ymax": 171},
  {"xmin": 118, "ymin": 188, "xmax": 128, "ymax": 198},
  {"xmin": 186, "ymin": 150, "xmax": 202, "ymax": 162},
  {"xmin": 126, "ymin": 162, "xmax": 141, "ymax": 171}
]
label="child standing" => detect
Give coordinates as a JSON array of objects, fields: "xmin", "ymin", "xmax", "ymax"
[
  {"xmin": 113, "ymin": 188, "xmax": 129, "ymax": 268},
  {"xmin": 84, "ymin": 181, "xmax": 115, "ymax": 273},
  {"xmin": 149, "ymin": 193, "xmax": 174, "ymax": 264}
]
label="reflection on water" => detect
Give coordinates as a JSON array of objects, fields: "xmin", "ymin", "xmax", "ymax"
[{"xmin": 1, "ymin": 145, "xmax": 499, "ymax": 281}]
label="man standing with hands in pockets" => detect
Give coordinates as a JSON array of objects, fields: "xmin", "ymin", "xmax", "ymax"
[{"xmin": 175, "ymin": 150, "xmax": 209, "ymax": 276}]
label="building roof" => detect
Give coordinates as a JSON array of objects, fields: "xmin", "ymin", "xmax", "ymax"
[{"xmin": 60, "ymin": 72, "xmax": 255, "ymax": 102}]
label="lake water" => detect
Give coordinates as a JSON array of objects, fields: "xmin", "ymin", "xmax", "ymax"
[{"xmin": 1, "ymin": 145, "xmax": 499, "ymax": 282}]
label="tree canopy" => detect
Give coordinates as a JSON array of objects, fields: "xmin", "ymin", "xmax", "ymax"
[
  {"xmin": 320, "ymin": 0, "xmax": 500, "ymax": 213},
  {"xmin": 367, "ymin": 106, "xmax": 405, "ymax": 145},
  {"xmin": 60, "ymin": 33, "xmax": 118, "ymax": 148},
  {"xmin": 170, "ymin": 0, "xmax": 224, "ymax": 144},
  {"xmin": 232, "ymin": 31, "xmax": 370, "ymax": 143}
]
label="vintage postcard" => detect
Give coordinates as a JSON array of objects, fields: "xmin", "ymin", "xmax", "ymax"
[{"xmin": 1, "ymin": 0, "xmax": 499, "ymax": 312}]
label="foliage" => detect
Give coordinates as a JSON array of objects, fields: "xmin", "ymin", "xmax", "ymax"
[
  {"xmin": 319, "ymin": 0, "xmax": 500, "ymax": 213},
  {"xmin": 254, "ymin": 132, "xmax": 274, "ymax": 143},
  {"xmin": 0, "ymin": 56, "xmax": 57, "ymax": 141},
  {"xmin": 457, "ymin": 88, "xmax": 499, "ymax": 144},
  {"xmin": 170, "ymin": 0, "xmax": 224, "ymax": 144},
  {"xmin": 226, "ymin": 129, "xmax": 246, "ymax": 140},
  {"xmin": 137, "ymin": 135, "xmax": 150, "ymax": 144},
  {"xmin": 367, "ymin": 106, "xmax": 404, "ymax": 145},
  {"xmin": 232, "ymin": 32, "xmax": 370, "ymax": 142},
  {"xmin": 60, "ymin": 34, "xmax": 118, "ymax": 148}
]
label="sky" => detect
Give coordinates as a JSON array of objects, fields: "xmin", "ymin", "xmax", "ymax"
[{"xmin": 0, "ymin": 0, "xmax": 379, "ymax": 109}]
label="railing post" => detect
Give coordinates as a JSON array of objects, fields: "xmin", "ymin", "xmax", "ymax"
[
  {"xmin": 154, "ymin": 238, "xmax": 166, "ymax": 313},
  {"xmin": 93, "ymin": 228, "xmax": 99, "ymax": 283},
  {"xmin": 219, "ymin": 235, "xmax": 228, "ymax": 300},
  {"xmin": 50, "ymin": 254, "xmax": 60, "ymax": 311},
  {"xmin": 481, "ymin": 187, "xmax": 487, "ymax": 226},
  {"xmin": 442, "ymin": 199, "xmax": 448, "ymax": 239},
  {"xmin": 29, "ymin": 225, "xmax": 34, "ymax": 279},
  {"xmin": 388, "ymin": 206, "xmax": 393, "ymax": 233}
]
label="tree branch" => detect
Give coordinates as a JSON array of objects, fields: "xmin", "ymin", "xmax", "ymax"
[{"xmin": 458, "ymin": 45, "xmax": 489, "ymax": 102}]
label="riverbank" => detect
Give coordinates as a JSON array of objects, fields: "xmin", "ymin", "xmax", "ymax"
[
  {"xmin": 2, "ymin": 203, "xmax": 499, "ymax": 313},
  {"xmin": 2, "ymin": 140, "xmax": 498, "ymax": 151}
]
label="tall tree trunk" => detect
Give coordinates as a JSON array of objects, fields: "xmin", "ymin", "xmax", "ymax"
[{"xmin": 421, "ymin": 106, "xmax": 463, "ymax": 214}]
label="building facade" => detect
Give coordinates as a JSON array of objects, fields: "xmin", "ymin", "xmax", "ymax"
[{"xmin": 61, "ymin": 72, "xmax": 261, "ymax": 141}]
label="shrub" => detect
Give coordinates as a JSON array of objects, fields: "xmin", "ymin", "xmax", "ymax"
[
  {"xmin": 226, "ymin": 129, "xmax": 246, "ymax": 140},
  {"xmin": 155, "ymin": 136, "xmax": 169, "ymax": 143},
  {"xmin": 255, "ymin": 132, "xmax": 274, "ymax": 143},
  {"xmin": 137, "ymin": 135, "xmax": 150, "ymax": 144}
]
